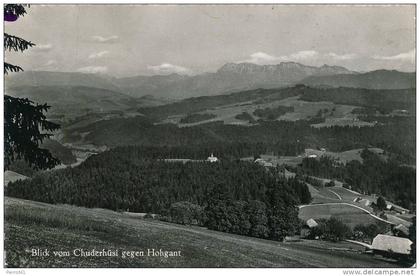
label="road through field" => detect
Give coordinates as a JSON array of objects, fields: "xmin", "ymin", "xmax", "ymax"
[{"xmin": 327, "ymin": 189, "xmax": 343, "ymax": 200}]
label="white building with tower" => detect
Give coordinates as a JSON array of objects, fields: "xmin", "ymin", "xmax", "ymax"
[{"xmin": 207, "ymin": 153, "xmax": 219, "ymax": 163}]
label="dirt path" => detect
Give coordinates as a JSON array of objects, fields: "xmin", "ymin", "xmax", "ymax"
[{"xmin": 328, "ymin": 189, "xmax": 343, "ymax": 200}]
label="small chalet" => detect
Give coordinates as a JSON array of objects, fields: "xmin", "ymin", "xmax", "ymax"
[{"xmin": 300, "ymin": 218, "xmax": 318, "ymax": 238}]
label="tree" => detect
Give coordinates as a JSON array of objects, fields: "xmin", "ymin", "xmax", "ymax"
[
  {"xmin": 312, "ymin": 218, "xmax": 351, "ymax": 242},
  {"xmin": 247, "ymin": 200, "xmax": 269, "ymax": 238},
  {"xmin": 353, "ymin": 223, "xmax": 381, "ymax": 242},
  {"xmin": 4, "ymin": 4, "xmax": 60, "ymax": 170},
  {"xmin": 376, "ymin": 196, "xmax": 387, "ymax": 211},
  {"xmin": 169, "ymin": 201, "xmax": 204, "ymax": 225}
]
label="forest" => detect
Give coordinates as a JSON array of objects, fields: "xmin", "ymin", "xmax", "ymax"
[
  {"xmin": 65, "ymin": 114, "xmax": 415, "ymax": 164},
  {"xmin": 6, "ymin": 151, "xmax": 311, "ymax": 241}
]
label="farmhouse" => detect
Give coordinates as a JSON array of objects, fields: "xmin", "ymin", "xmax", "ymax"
[
  {"xmin": 372, "ymin": 234, "xmax": 412, "ymax": 256},
  {"xmin": 300, "ymin": 218, "xmax": 318, "ymax": 238},
  {"xmin": 391, "ymin": 204, "xmax": 410, "ymax": 215},
  {"xmin": 360, "ymin": 199, "xmax": 371, "ymax": 207},
  {"xmin": 254, "ymin": 158, "xmax": 274, "ymax": 167},
  {"xmin": 306, "ymin": 218, "xmax": 318, "ymax": 228}
]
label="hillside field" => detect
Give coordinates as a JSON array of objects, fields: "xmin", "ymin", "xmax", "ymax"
[
  {"xmin": 4, "ymin": 197, "xmax": 402, "ymax": 268},
  {"xmin": 298, "ymin": 203, "xmax": 389, "ymax": 229}
]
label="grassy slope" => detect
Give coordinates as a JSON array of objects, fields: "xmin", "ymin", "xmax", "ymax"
[
  {"xmin": 5, "ymin": 197, "xmax": 401, "ymax": 268},
  {"xmin": 298, "ymin": 204, "xmax": 383, "ymax": 228}
]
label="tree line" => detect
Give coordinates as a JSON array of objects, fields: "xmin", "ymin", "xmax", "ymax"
[
  {"xmin": 6, "ymin": 150, "xmax": 311, "ymax": 241},
  {"xmin": 66, "ymin": 114, "xmax": 415, "ymax": 164}
]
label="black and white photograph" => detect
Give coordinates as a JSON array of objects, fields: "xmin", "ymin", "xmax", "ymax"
[{"xmin": 2, "ymin": 2, "xmax": 417, "ymax": 271}]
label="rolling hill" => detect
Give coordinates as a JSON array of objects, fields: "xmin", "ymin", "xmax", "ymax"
[
  {"xmin": 5, "ymin": 71, "xmax": 120, "ymax": 91},
  {"xmin": 301, "ymin": 70, "xmax": 415, "ymax": 90},
  {"xmin": 4, "ymin": 85, "xmax": 162, "ymax": 124}
]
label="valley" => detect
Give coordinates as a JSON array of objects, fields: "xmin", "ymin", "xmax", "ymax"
[{"xmin": 4, "ymin": 63, "xmax": 416, "ymax": 268}]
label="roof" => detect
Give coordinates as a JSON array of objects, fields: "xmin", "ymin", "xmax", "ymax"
[
  {"xmin": 372, "ymin": 234, "xmax": 412, "ymax": 255},
  {"xmin": 360, "ymin": 199, "xmax": 371, "ymax": 206},
  {"xmin": 306, "ymin": 218, "xmax": 318, "ymax": 228},
  {"xmin": 394, "ymin": 224, "xmax": 410, "ymax": 236},
  {"xmin": 255, "ymin": 159, "xmax": 274, "ymax": 167},
  {"xmin": 391, "ymin": 204, "xmax": 410, "ymax": 213}
]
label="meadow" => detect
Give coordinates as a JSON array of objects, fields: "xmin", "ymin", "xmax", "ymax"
[{"xmin": 5, "ymin": 197, "xmax": 401, "ymax": 268}]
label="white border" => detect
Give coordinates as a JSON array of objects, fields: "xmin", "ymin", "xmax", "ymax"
[{"xmin": 0, "ymin": 1, "xmax": 418, "ymax": 276}]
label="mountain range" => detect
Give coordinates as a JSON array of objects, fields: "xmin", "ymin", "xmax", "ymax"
[
  {"xmin": 115, "ymin": 62, "xmax": 355, "ymax": 98},
  {"xmin": 5, "ymin": 62, "xmax": 415, "ymax": 101}
]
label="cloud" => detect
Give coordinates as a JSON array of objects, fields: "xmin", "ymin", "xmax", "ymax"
[
  {"xmin": 244, "ymin": 52, "xmax": 282, "ymax": 65},
  {"xmin": 44, "ymin": 60, "xmax": 57, "ymax": 66},
  {"xmin": 32, "ymin": 44, "xmax": 53, "ymax": 52},
  {"xmin": 77, "ymin": 66, "xmax": 108, "ymax": 74},
  {"xmin": 243, "ymin": 50, "xmax": 320, "ymax": 65},
  {"xmin": 289, "ymin": 50, "xmax": 319, "ymax": 60},
  {"xmin": 91, "ymin": 35, "xmax": 119, "ymax": 43},
  {"xmin": 327, "ymin": 52, "xmax": 358, "ymax": 60},
  {"xmin": 33, "ymin": 59, "xmax": 58, "ymax": 70},
  {"xmin": 373, "ymin": 50, "xmax": 415, "ymax": 61},
  {"xmin": 88, "ymin": 50, "xmax": 110, "ymax": 59},
  {"xmin": 242, "ymin": 51, "xmax": 358, "ymax": 66},
  {"xmin": 147, "ymin": 63, "xmax": 192, "ymax": 75}
]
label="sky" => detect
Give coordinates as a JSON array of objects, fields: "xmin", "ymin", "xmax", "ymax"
[{"xmin": 5, "ymin": 4, "xmax": 416, "ymax": 77}]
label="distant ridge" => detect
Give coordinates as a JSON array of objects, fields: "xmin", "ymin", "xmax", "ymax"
[
  {"xmin": 301, "ymin": 69, "xmax": 415, "ymax": 90},
  {"xmin": 5, "ymin": 70, "xmax": 121, "ymax": 91},
  {"xmin": 115, "ymin": 62, "xmax": 355, "ymax": 99},
  {"xmin": 5, "ymin": 63, "xmax": 415, "ymax": 99}
]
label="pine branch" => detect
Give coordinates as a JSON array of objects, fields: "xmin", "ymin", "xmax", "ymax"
[
  {"xmin": 4, "ymin": 62, "xmax": 23, "ymax": 74},
  {"xmin": 4, "ymin": 4, "xmax": 28, "ymax": 18},
  {"xmin": 4, "ymin": 33, "xmax": 35, "ymax": 52},
  {"xmin": 4, "ymin": 95, "xmax": 60, "ymax": 170}
]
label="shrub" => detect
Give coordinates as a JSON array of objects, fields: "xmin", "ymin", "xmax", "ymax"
[{"xmin": 325, "ymin": 180, "xmax": 335, "ymax": 187}]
